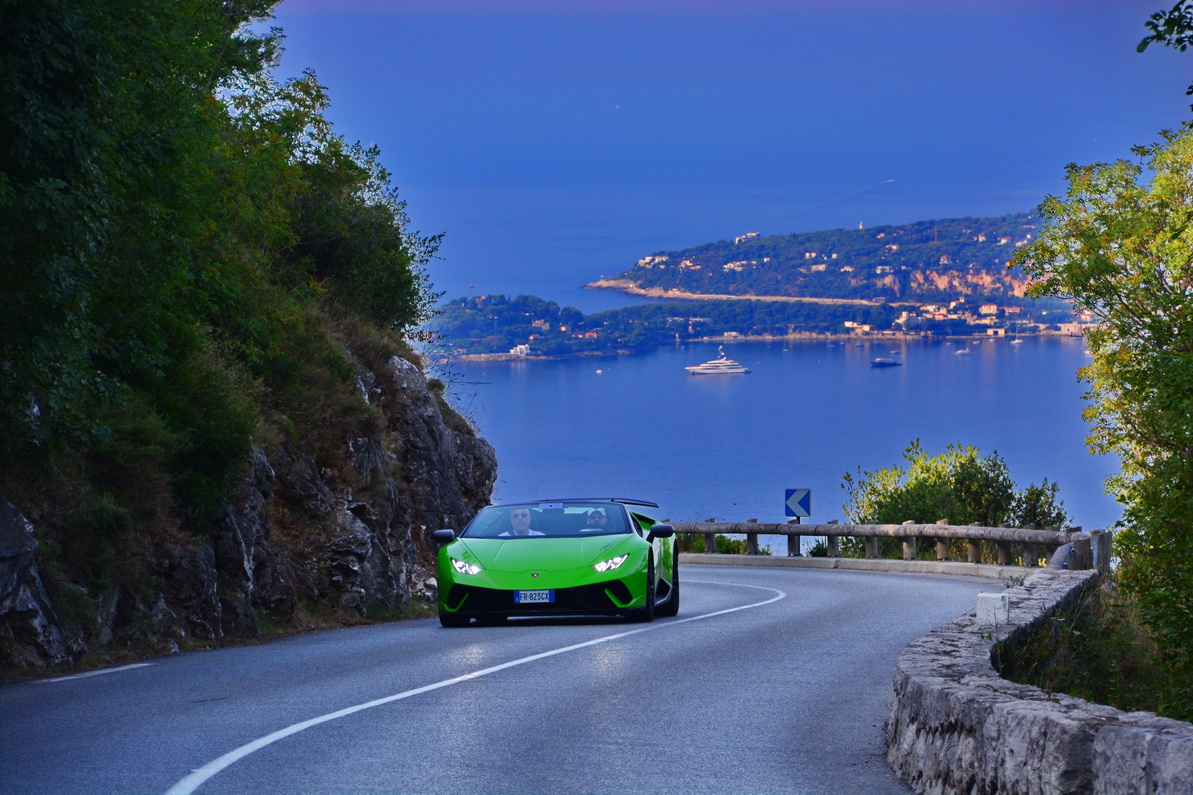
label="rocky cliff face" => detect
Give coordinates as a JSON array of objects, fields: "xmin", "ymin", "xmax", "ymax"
[
  {"xmin": 0, "ymin": 354, "xmax": 497, "ymax": 671},
  {"xmin": 872, "ymin": 268, "xmax": 1028, "ymax": 300}
]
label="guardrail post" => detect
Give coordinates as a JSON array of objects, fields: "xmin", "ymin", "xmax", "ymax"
[
  {"xmin": 746, "ymin": 519, "xmax": 759, "ymax": 555},
  {"xmin": 1021, "ymin": 524, "xmax": 1037, "ymax": 567},
  {"xmin": 967, "ymin": 522, "xmax": 981, "ymax": 563},
  {"xmin": 786, "ymin": 519, "xmax": 801, "ymax": 557},
  {"xmin": 901, "ymin": 520, "xmax": 917, "ymax": 560},
  {"xmin": 865, "ymin": 536, "xmax": 879, "ymax": 558},
  {"xmin": 993, "ymin": 524, "xmax": 1011, "ymax": 565},
  {"xmin": 826, "ymin": 519, "xmax": 839, "ymax": 557},
  {"xmin": 1071, "ymin": 535, "xmax": 1093, "ymax": 570},
  {"xmin": 1091, "ymin": 529, "xmax": 1112, "ymax": 573},
  {"xmin": 704, "ymin": 518, "xmax": 715, "ymax": 554},
  {"xmin": 935, "ymin": 518, "xmax": 949, "ymax": 561}
]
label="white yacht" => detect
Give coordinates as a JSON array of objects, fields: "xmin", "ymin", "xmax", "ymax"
[{"xmin": 685, "ymin": 346, "xmax": 752, "ymax": 375}]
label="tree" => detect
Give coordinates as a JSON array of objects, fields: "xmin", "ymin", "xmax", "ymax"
[
  {"xmin": 0, "ymin": 0, "xmax": 277, "ymax": 459},
  {"xmin": 1139, "ymin": 1, "xmax": 1193, "ymax": 110},
  {"xmin": 842, "ymin": 440, "xmax": 1068, "ymax": 531},
  {"xmin": 1, "ymin": 0, "xmax": 442, "ymax": 526},
  {"xmin": 1012, "ymin": 127, "xmax": 1193, "ymax": 718}
]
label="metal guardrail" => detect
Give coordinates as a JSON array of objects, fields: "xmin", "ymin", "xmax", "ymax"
[{"xmin": 668, "ymin": 519, "xmax": 1112, "ymax": 570}]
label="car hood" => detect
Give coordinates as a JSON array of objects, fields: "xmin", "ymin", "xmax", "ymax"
[{"xmin": 454, "ymin": 535, "xmax": 638, "ymax": 572}]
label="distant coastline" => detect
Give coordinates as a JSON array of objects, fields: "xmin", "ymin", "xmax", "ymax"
[
  {"xmin": 584, "ymin": 278, "xmax": 903, "ymax": 307},
  {"xmin": 435, "ymin": 329, "xmax": 1068, "ymax": 364}
]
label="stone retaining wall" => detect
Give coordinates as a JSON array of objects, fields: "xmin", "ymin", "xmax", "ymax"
[{"xmin": 886, "ymin": 569, "xmax": 1193, "ymax": 794}]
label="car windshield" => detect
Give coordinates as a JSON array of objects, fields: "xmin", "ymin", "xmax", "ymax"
[{"xmin": 462, "ymin": 502, "xmax": 630, "ymax": 538}]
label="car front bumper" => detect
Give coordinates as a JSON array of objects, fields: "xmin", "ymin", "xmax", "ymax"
[{"xmin": 439, "ymin": 577, "xmax": 642, "ymax": 618}]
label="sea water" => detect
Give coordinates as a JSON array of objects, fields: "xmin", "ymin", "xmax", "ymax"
[{"xmin": 437, "ymin": 336, "xmax": 1119, "ymax": 549}]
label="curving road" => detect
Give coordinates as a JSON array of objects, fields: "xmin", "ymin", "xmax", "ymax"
[{"xmin": 0, "ymin": 567, "xmax": 993, "ymax": 794}]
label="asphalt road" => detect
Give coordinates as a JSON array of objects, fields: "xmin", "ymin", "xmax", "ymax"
[{"xmin": 1, "ymin": 567, "xmax": 993, "ymax": 794}]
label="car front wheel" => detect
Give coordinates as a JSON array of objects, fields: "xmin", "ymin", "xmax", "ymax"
[
  {"xmin": 656, "ymin": 545, "xmax": 680, "ymax": 617},
  {"xmin": 627, "ymin": 557, "xmax": 655, "ymax": 623}
]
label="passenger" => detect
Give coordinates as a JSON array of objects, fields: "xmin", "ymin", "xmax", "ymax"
[{"xmin": 499, "ymin": 507, "xmax": 545, "ymax": 537}]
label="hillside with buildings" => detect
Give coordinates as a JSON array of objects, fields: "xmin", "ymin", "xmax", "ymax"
[
  {"xmin": 590, "ymin": 213, "xmax": 1041, "ymax": 304},
  {"xmin": 432, "ymin": 292, "xmax": 1081, "ymax": 359},
  {"xmin": 433, "ymin": 213, "xmax": 1089, "ymax": 359}
]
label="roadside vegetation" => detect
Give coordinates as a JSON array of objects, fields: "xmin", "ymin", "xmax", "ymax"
[
  {"xmin": 993, "ymin": 581, "xmax": 1171, "ymax": 716},
  {"xmin": 1007, "ymin": 123, "xmax": 1193, "ymax": 721},
  {"xmin": 839, "ymin": 441, "xmax": 1068, "ymax": 563},
  {"xmin": 0, "ymin": 2, "xmax": 439, "ymax": 634},
  {"xmin": 988, "ymin": 2, "xmax": 1193, "ymax": 721}
]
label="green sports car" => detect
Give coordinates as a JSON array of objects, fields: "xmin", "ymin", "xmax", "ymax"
[{"xmin": 431, "ymin": 498, "xmax": 679, "ymax": 627}]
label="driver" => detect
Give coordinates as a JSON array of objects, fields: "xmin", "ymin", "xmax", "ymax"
[
  {"xmin": 585, "ymin": 508, "xmax": 608, "ymax": 528},
  {"xmin": 499, "ymin": 507, "xmax": 545, "ymax": 537}
]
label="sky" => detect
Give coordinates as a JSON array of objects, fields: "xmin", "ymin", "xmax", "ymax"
[{"xmin": 267, "ymin": 0, "xmax": 1191, "ymax": 310}]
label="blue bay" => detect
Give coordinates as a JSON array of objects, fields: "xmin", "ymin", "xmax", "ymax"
[{"xmin": 439, "ymin": 336, "xmax": 1119, "ymax": 548}]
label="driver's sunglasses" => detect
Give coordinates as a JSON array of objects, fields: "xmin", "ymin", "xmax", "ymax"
[{"xmin": 511, "ymin": 511, "xmax": 531, "ymax": 519}]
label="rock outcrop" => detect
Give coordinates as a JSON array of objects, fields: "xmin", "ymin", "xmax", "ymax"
[
  {"xmin": 0, "ymin": 354, "xmax": 497, "ymax": 671},
  {"xmin": 0, "ymin": 501, "xmax": 86, "ymax": 668}
]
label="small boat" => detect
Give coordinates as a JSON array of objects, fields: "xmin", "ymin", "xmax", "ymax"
[
  {"xmin": 685, "ymin": 346, "xmax": 751, "ymax": 375},
  {"xmin": 1010, "ymin": 338, "xmax": 1024, "ymax": 345},
  {"xmin": 871, "ymin": 357, "xmax": 902, "ymax": 368},
  {"xmin": 954, "ymin": 348, "xmax": 974, "ymax": 356}
]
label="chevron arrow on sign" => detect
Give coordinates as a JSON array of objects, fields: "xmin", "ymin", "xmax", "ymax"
[{"xmin": 785, "ymin": 488, "xmax": 811, "ymax": 517}]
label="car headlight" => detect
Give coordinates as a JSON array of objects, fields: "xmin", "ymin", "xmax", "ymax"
[
  {"xmin": 451, "ymin": 558, "xmax": 482, "ymax": 576},
  {"xmin": 592, "ymin": 554, "xmax": 629, "ymax": 573}
]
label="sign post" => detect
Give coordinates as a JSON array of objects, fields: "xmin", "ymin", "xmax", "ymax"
[{"xmin": 784, "ymin": 489, "xmax": 811, "ymax": 556}]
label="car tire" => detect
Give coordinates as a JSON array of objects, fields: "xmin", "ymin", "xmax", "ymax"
[
  {"xmin": 656, "ymin": 544, "xmax": 680, "ymax": 617},
  {"xmin": 627, "ymin": 556, "xmax": 656, "ymax": 623},
  {"xmin": 439, "ymin": 612, "xmax": 470, "ymax": 628}
]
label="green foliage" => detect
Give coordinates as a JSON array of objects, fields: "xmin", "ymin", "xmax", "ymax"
[
  {"xmin": 1013, "ymin": 127, "xmax": 1193, "ymax": 716},
  {"xmin": 1139, "ymin": 0, "xmax": 1193, "ymax": 109},
  {"xmin": 1012, "ymin": 479, "xmax": 1070, "ymax": 530},
  {"xmin": 0, "ymin": 0, "xmax": 445, "ymax": 648},
  {"xmin": 64, "ymin": 493, "xmax": 132, "ymax": 592},
  {"xmin": 994, "ymin": 582, "xmax": 1183, "ymax": 720},
  {"xmin": 287, "ymin": 138, "xmax": 442, "ymax": 330},
  {"xmin": 675, "ymin": 533, "xmax": 771, "ymax": 555},
  {"xmin": 842, "ymin": 440, "xmax": 1068, "ymax": 529}
]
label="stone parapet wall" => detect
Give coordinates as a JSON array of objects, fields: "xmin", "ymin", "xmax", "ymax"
[{"xmin": 886, "ymin": 570, "xmax": 1193, "ymax": 794}]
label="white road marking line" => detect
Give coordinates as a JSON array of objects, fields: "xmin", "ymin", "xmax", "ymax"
[
  {"xmin": 39, "ymin": 663, "xmax": 154, "ymax": 683},
  {"xmin": 165, "ymin": 580, "xmax": 784, "ymax": 795}
]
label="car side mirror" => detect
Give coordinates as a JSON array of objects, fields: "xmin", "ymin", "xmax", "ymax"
[
  {"xmin": 647, "ymin": 523, "xmax": 674, "ymax": 541},
  {"xmin": 432, "ymin": 529, "xmax": 457, "ymax": 545}
]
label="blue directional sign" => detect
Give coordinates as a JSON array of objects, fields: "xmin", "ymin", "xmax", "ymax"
[{"xmin": 785, "ymin": 488, "xmax": 812, "ymax": 517}]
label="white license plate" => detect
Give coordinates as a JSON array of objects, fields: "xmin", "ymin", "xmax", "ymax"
[{"xmin": 514, "ymin": 589, "xmax": 554, "ymax": 604}]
